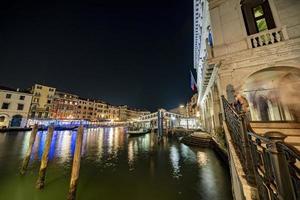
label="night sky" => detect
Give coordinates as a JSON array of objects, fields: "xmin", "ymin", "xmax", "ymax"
[{"xmin": 0, "ymin": 0, "xmax": 194, "ymax": 112}]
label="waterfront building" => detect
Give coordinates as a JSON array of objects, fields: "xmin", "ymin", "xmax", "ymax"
[
  {"xmin": 94, "ymin": 100, "xmax": 109, "ymax": 120},
  {"xmin": 29, "ymin": 84, "xmax": 56, "ymax": 119},
  {"xmin": 76, "ymin": 98, "xmax": 96, "ymax": 120},
  {"xmin": 0, "ymin": 86, "xmax": 32, "ymax": 128},
  {"xmin": 119, "ymin": 105, "xmax": 150, "ymax": 121},
  {"xmin": 195, "ymin": 0, "xmax": 300, "ymax": 133},
  {"xmin": 169, "ymin": 105, "xmax": 188, "ymax": 116},
  {"xmin": 50, "ymin": 91, "xmax": 79, "ymax": 120},
  {"xmin": 187, "ymin": 93, "xmax": 200, "ymax": 117},
  {"xmin": 108, "ymin": 105, "xmax": 120, "ymax": 120},
  {"xmin": 194, "ymin": 0, "xmax": 300, "ymax": 199}
]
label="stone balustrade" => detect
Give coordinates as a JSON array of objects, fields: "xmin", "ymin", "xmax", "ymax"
[{"xmin": 247, "ymin": 26, "xmax": 289, "ymax": 48}]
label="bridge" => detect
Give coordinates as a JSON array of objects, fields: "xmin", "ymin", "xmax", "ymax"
[{"xmin": 134, "ymin": 109, "xmax": 200, "ymax": 136}]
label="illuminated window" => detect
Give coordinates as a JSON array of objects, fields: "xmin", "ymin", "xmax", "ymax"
[
  {"xmin": 241, "ymin": 0, "xmax": 275, "ymax": 35},
  {"xmin": 253, "ymin": 5, "xmax": 268, "ymax": 32}
]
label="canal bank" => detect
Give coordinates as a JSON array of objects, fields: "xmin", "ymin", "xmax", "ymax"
[{"xmin": 0, "ymin": 127, "xmax": 232, "ymax": 200}]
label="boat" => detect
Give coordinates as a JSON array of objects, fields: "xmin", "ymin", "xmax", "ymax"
[{"xmin": 127, "ymin": 127, "xmax": 150, "ymax": 136}]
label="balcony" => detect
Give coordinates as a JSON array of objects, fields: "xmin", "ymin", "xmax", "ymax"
[{"xmin": 247, "ymin": 26, "xmax": 289, "ymax": 49}]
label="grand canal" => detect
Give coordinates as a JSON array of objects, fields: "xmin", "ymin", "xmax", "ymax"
[{"xmin": 0, "ymin": 127, "xmax": 232, "ymax": 200}]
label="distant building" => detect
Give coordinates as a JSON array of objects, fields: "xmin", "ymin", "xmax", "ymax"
[
  {"xmin": 29, "ymin": 84, "xmax": 56, "ymax": 119},
  {"xmin": 76, "ymin": 98, "xmax": 96, "ymax": 121},
  {"xmin": 119, "ymin": 105, "xmax": 150, "ymax": 121},
  {"xmin": 0, "ymin": 86, "xmax": 32, "ymax": 128},
  {"xmin": 169, "ymin": 105, "xmax": 188, "ymax": 116},
  {"xmin": 108, "ymin": 105, "xmax": 120, "ymax": 120},
  {"xmin": 50, "ymin": 91, "xmax": 79, "ymax": 119},
  {"xmin": 94, "ymin": 101, "xmax": 109, "ymax": 120},
  {"xmin": 187, "ymin": 93, "xmax": 200, "ymax": 117}
]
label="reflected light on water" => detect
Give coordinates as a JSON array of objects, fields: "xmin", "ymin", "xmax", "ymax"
[
  {"xmin": 197, "ymin": 151, "xmax": 208, "ymax": 166},
  {"xmin": 128, "ymin": 139, "xmax": 135, "ymax": 170},
  {"xmin": 170, "ymin": 145, "xmax": 181, "ymax": 178},
  {"xmin": 55, "ymin": 131, "xmax": 73, "ymax": 164},
  {"xmin": 97, "ymin": 128, "xmax": 104, "ymax": 162},
  {"xmin": 20, "ymin": 132, "xmax": 31, "ymax": 158},
  {"xmin": 180, "ymin": 143, "xmax": 197, "ymax": 163}
]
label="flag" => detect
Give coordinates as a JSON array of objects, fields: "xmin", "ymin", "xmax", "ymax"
[{"xmin": 190, "ymin": 71, "xmax": 197, "ymax": 92}]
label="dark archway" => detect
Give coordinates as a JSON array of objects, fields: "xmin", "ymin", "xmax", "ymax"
[{"xmin": 10, "ymin": 115, "xmax": 23, "ymax": 127}]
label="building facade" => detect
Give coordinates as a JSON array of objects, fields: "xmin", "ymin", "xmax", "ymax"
[
  {"xmin": 29, "ymin": 84, "xmax": 56, "ymax": 119},
  {"xmin": 94, "ymin": 101, "xmax": 109, "ymax": 120},
  {"xmin": 76, "ymin": 98, "xmax": 96, "ymax": 121},
  {"xmin": 0, "ymin": 86, "xmax": 32, "ymax": 128},
  {"xmin": 187, "ymin": 93, "xmax": 200, "ymax": 117},
  {"xmin": 50, "ymin": 91, "xmax": 79, "ymax": 119},
  {"xmin": 195, "ymin": 0, "xmax": 300, "ymax": 133}
]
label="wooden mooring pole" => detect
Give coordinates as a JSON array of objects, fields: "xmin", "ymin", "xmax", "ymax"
[
  {"xmin": 67, "ymin": 125, "xmax": 84, "ymax": 200},
  {"xmin": 36, "ymin": 126, "xmax": 54, "ymax": 189},
  {"xmin": 20, "ymin": 124, "xmax": 38, "ymax": 175}
]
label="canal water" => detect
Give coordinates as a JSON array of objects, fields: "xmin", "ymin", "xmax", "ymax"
[{"xmin": 0, "ymin": 127, "xmax": 232, "ymax": 200}]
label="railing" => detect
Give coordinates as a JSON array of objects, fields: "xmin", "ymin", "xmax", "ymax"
[
  {"xmin": 247, "ymin": 26, "xmax": 289, "ymax": 49},
  {"xmin": 222, "ymin": 95, "xmax": 300, "ymax": 200},
  {"xmin": 221, "ymin": 95, "xmax": 256, "ymax": 184}
]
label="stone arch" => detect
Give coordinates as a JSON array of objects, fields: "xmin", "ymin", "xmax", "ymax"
[
  {"xmin": 0, "ymin": 113, "xmax": 10, "ymax": 128},
  {"xmin": 241, "ymin": 66, "xmax": 300, "ymax": 121}
]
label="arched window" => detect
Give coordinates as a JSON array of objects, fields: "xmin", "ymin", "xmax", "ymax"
[
  {"xmin": 0, "ymin": 116, "xmax": 5, "ymax": 122},
  {"xmin": 241, "ymin": 0, "xmax": 275, "ymax": 35}
]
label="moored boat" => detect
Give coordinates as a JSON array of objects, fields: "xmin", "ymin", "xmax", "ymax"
[{"xmin": 127, "ymin": 128, "xmax": 150, "ymax": 136}]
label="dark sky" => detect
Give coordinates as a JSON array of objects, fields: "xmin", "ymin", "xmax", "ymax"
[{"xmin": 0, "ymin": 0, "xmax": 194, "ymax": 112}]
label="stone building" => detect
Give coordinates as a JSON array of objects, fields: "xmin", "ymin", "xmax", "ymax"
[
  {"xmin": 50, "ymin": 91, "xmax": 79, "ymax": 120},
  {"xmin": 195, "ymin": 0, "xmax": 300, "ymax": 133},
  {"xmin": 94, "ymin": 100, "xmax": 109, "ymax": 120},
  {"xmin": 108, "ymin": 105, "xmax": 120, "ymax": 120},
  {"xmin": 119, "ymin": 105, "xmax": 150, "ymax": 121},
  {"xmin": 0, "ymin": 86, "xmax": 32, "ymax": 128},
  {"xmin": 76, "ymin": 98, "xmax": 97, "ymax": 121},
  {"xmin": 29, "ymin": 84, "xmax": 56, "ymax": 119},
  {"xmin": 187, "ymin": 93, "xmax": 200, "ymax": 117}
]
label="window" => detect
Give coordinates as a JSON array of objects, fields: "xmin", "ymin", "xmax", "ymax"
[
  {"xmin": 20, "ymin": 95, "xmax": 25, "ymax": 100},
  {"xmin": 1, "ymin": 103, "xmax": 10, "ymax": 109},
  {"xmin": 17, "ymin": 104, "xmax": 24, "ymax": 110},
  {"xmin": 6, "ymin": 94, "xmax": 12, "ymax": 99},
  {"xmin": 36, "ymin": 85, "xmax": 42, "ymax": 89},
  {"xmin": 47, "ymin": 100, "xmax": 51, "ymax": 104},
  {"xmin": 241, "ymin": 0, "xmax": 275, "ymax": 35},
  {"xmin": 253, "ymin": 5, "xmax": 268, "ymax": 32},
  {"xmin": 0, "ymin": 116, "xmax": 5, "ymax": 122}
]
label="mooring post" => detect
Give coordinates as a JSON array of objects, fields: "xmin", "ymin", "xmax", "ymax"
[
  {"xmin": 36, "ymin": 126, "xmax": 54, "ymax": 189},
  {"xmin": 67, "ymin": 125, "xmax": 84, "ymax": 200},
  {"xmin": 20, "ymin": 124, "xmax": 38, "ymax": 175},
  {"xmin": 157, "ymin": 109, "xmax": 164, "ymax": 138}
]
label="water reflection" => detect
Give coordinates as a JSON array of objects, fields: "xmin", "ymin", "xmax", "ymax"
[
  {"xmin": 197, "ymin": 151, "xmax": 208, "ymax": 166},
  {"xmin": 170, "ymin": 145, "xmax": 181, "ymax": 178},
  {"xmin": 0, "ymin": 128, "xmax": 232, "ymax": 200}
]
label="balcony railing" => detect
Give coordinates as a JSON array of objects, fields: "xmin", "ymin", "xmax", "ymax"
[
  {"xmin": 222, "ymin": 95, "xmax": 300, "ymax": 200},
  {"xmin": 247, "ymin": 26, "xmax": 289, "ymax": 49}
]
